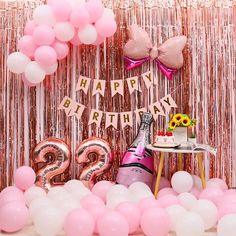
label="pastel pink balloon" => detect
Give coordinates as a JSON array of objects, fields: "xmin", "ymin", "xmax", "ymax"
[
  {"xmin": 64, "ymin": 208, "xmax": 95, "ymax": 236},
  {"xmin": 95, "ymin": 17, "xmax": 117, "ymax": 38},
  {"xmin": 0, "ymin": 201, "xmax": 29, "ymax": 233},
  {"xmin": 33, "ymin": 25, "xmax": 55, "ymax": 46},
  {"xmin": 24, "ymin": 20, "xmax": 36, "ymax": 35},
  {"xmin": 70, "ymin": 30, "xmax": 81, "ymax": 46},
  {"xmin": 91, "ymin": 181, "xmax": 114, "ymax": 202},
  {"xmin": 92, "ymin": 34, "xmax": 105, "ymax": 46},
  {"xmin": 158, "ymin": 194, "xmax": 179, "ymax": 208},
  {"xmin": 152, "ymin": 177, "xmax": 171, "ymax": 192},
  {"xmin": 217, "ymin": 193, "xmax": 236, "ymax": 207},
  {"xmin": 52, "ymin": 41, "xmax": 69, "ymax": 60},
  {"xmin": 80, "ymin": 194, "xmax": 105, "ymax": 209},
  {"xmin": 97, "ymin": 211, "xmax": 129, "ymax": 236},
  {"xmin": 190, "ymin": 187, "xmax": 200, "ymax": 198},
  {"xmin": 70, "ymin": 6, "xmax": 90, "ymax": 28},
  {"xmin": 18, "ymin": 35, "xmax": 37, "ymax": 58},
  {"xmin": 141, "ymin": 207, "xmax": 171, "ymax": 236},
  {"xmin": 199, "ymin": 187, "xmax": 224, "ymax": 205},
  {"xmin": 88, "ymin": 205, "xmax": 106, "ymax": 233},
  {"xmin": 85, "ymin": 0, "xmax": 104, "ymax": 23},
  {"xmin": 0, "ymin": 186, "xmax": 22, "ymax": 199},
  {"xmin": 224, "ymin": 189, "xmax": 236, "ymax": 196},
  {"xmin": 0, "ymin": 190, "xmax": 24, "ymax": 208},
  {"xmin": 207, "ymin": 178, "xmax": 228, "ymax": 192},
  {"xmin": 218, "ymin": 203, "xmax": 236, "ymax": 219},
  {"xmin": 14, "ymin": 166, "xmax": 36, "ymax": 191},
  {"xmin": 139, "ymin": 198, "xmax": 162, "ymax": 214},
  {"xmin": 116, "ymin": 202, "xmax": 141, "ymax": 234},
  {"xmin": 157, "ymin": 187, "xmax": 178, "ymax": 198},
  {"xmin": 22, "ymin": 75, "xmax": 38, "ymax": 87},
  {"xmin": 35, "ymin": 46, "xmax": 57, "ymax": 67},
  {"xmin": 48, "ymin": 0, "xmax": 71, "ymax": 22}
]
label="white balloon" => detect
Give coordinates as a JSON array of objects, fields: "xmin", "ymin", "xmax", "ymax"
[
  {"xmin": 43, "ymin": 62, "xmax": 58, "ymax": 75},
  {"xmin": 178, "ymin": 192, "xmax": 197, "ymax": 210},
  {"xmin": 34, "ymin": 206, "xmax": 63, "ymax": 236},
  {"xmin": 191, "ymin": 199, "xmax": 218, "ymax": 230},
  {"xmin": 217, "ymin": 214, "xmax": 236, "ymax": 236},
  {"xmin": 129, "ymin": 182, "xmax": 152, "ymax": 193},
  {"xmin": 166, "ymin": 204, "xmax": 187, "ymax": 231},
  {"xmin": 131, "ymin": 191, "xmax": 155, "ymax": 203},
  {"xmin": 64, "ymin": 179, "xmax": 85, "ymax": 192},
  {"xmin": 7, "ymin": 52, "xmax": 30, "ymax": 74},
  {"xmin": 57, "ymin": 197, "xmax": 80, "ymax": 219},
  {"xmin": 106, "ymin": 195, "xmax": 132, "ymax": 209},
  {"xmin": 33, "ymin": 5, "xmax": 56, "ymax": 26},
  {"xmin": 54, "ymin": 22, "xmax": 75, "ymax": 42},
  {"xmin": 78, "ymin": 24, "xmax": 97, "ymax": 45},
  {"xmin": 192, "ymin": 175, "xmax": 202, "ymax": 191},
  {"xmin": 70, "ymin": 188, "xmax": 91, "ymax": 201},
  {"xmin": 171, "ymin": 171, "xmax": 193, "ymax": 194},
  {"xmin": 24, "ymin": 186, "xmax": 46, "ymax": 207},
  {"xmin": 106, "ymin": 184, "xmax": 130, "ymax": 201},
  {"xmin": 47, "ymin": 187, "xmax": 70, "ymax": 201},
  {"xmin": 103, "ymin": 8, "xmax": 115, "ymax": 19},
  {"xmin": 176, "ymin": 212, "xmax": 205, "ymax": 236},
  {"xmin": 24, "ymin": 61, "xmax": 46, "ymax": 84}
]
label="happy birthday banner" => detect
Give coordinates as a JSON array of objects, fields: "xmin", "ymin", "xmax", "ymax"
[{"xmin": 59, "ymin": 94, "xmax": 177, "ymax": 129}]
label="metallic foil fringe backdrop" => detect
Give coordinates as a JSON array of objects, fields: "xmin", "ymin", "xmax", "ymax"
[{"xmin": 0, "ymin": 0, "xmax": 235, "ymax": 190}]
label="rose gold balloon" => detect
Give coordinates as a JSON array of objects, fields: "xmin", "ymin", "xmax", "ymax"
[
  {"xmin": 32, "ymin": 138, "xmax": 71, "ymax": 191},
  {"xmin": 75, "ymin": 137, "xmax": 113, "ymax": 189}
]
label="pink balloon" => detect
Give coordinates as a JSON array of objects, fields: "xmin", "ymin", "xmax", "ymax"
[
  {"xmin": 224, "ymin": 189, "xmax": 236, "ymax": 196},
  {"xmin": 95, "ymin": 17, "xmax": 117, "ymax": 38},
  {"xmin": 92, "ymin": 34, "xmax": 105, "ymax": 46},
  {"xmin": 14, "ymin": 166, "xmax": 36, "ymax": 191},
  {"xmin": 70, "ymin": 6, "xmax": 90, "ymax": 28},
  {"xmin": 139, "ymin": 198, "xmax": 162, "ymax": 214},
  {"xmin": 0, "ymin": 186, "xmax": 22, "ymax": 199},
  {"xmin": 48, "ymin": 0, "xmax": 71, "ymax": 22},
  {"xmin": 85, "ymin": 0, "xmax": 104, "ymax": 23},
  {"xmin": 52, "ymin": 41, "xmax": 69, "ymax": 60},
  {"xmin": 157, "ymin": 187, "xmax": 178, "ymax": 198},
  {"xmin": 18, "ymin": 35, "xmax": 37, "ymax": 58},
  {"xmin": 158, "ymin": 194, "xmax": 179, "ymax": 208},
  {"xmin": 116, "ymin": 202, "xmax": 141, "ymax": 234},
  {"xmin": 64, "ymin": 208, "xmax": 95, "ymax": 236},
  {"xmin": 33, "ymin": 25, "xmax": 55, "ymax": 46},
  {"xmin": 141, "ymin": 207, "xmax": 171, "ymax": 236},
  {"xmin": 97, "ymin": 211, "xmax": 129, "ymax": 236},
  {"xmin": 152, "ymin": 177, "xmax": 171, "ymax": 192},
  {"xmin": 207, "ymin": 178, "xmax": 228, "ymax": 192},
  {"xmin": 0, "ymin": 201, "xmax": 29, "ymax": 233},
  {"xmin": 88, "ymin": 205, "xmax": 106, "ymax": 233},
  {"xmin": 70, "ymin": 30, "xmax": 81, "ymax": 46},
  {"xmin": 91, "ymin": 181, "xmax": 114, "ymax": 202},
  {"xmin": 217, "ymin": 193, "xmax": 236, "ymax": 207},
  {"xmin": 22, "ymin": 75, "xmax": 38, "ymax": 87},
  {"xmin": 35, "ymin": 46, "xmax": 57, "ymax": 67},
  {"xmin": 24, "ymin": 20, "xmax": 36, "ymax": 35},
  {"xmin": 218, "ymin": 203, "xmax": 236, "ymax": 219},
  {"xmin": 199, "ymin": 187, "xmax": 224, "ymax": 205},
  {"xmin": 156, "ymin": 60, "xmax": 177, "ymax": 80},
  {"xmin": 80, "ymin": 194, "xmax": 105, "ymax": 209},
  {"xmin": 189, "ymin": 187, "xmax": 200, "ymax": 198},
  {"xmin": 0, "ymin": 190, "xmax": 24, "ymax": 208}
]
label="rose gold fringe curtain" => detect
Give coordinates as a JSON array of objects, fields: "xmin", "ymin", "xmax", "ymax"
[{"xmin": 0, "ymin": 0, "xmax": 235, "ymax": 190}]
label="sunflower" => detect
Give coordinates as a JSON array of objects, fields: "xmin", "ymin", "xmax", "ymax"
[
  {"xmin": 168, "ymin": 120, "xmax": 177, "ymax": 130},
  {"xmin": 172, "ymin": 113, "xmax": 183, "ymax": 124},
  {"xmin": 182, "ymin": 116, "xmax": 191, "ymax": 126}
]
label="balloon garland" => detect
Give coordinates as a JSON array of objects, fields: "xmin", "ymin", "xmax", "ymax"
[{"xmin": 7, "ymin": 0, "xmax": 117, "ymax": 86}]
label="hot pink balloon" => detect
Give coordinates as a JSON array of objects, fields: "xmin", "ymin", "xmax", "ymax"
[
  {"xmin": 139, "ymin": 198, "xmax": 162, "ymax": 214},
  {"xmin": 88, "ymin": 205, "xmax": 106, "ymax": 233},
  {"xmin": 33, "ymin": 25, "xmax": 55, "ymax": 46},
  {"xmin": 80, "ymin": 194, "xmax": 105, "ymax": 209},
  {"xmin": 95, "ymin": 17, "xmax": 117, "ymax": 38},
  {"xmin": 116, "ymin": 202, "xmax": 141, "ymax": 234},
  {"xmin": 207, "ymin": 178, "xmax": 228, "ymax": 192},
  {"xmin": 97, "ymin": 211, "xmax": 129, "ymax": 236},
  {"xmin": 157, "ymin": 187, "xmax": 178, "ymax": 198},
  {"xmin": 0, "ymin": 201, "xmax": 29, "ymax": 233},
  {"xmin": 199, "ymin": 188, "xmax": 224, "ymax": 205},
  {"xmin": 48, "ymin": 0, "xmax": 71, "ymax": 22},
  {"xmin": 91, "ymin": 181, "xmax": 114, "ymax": 202},
  {"xmin": 70, "ymin": 30, "xmax": 81, "ymax": 46},
  {"xmin": 34, "ymin": 46, "xmax": 57, "ymax": 67},
  {"xmin": 14, "ymin": 166, "xmax": 36, "ymax": 191},
  {"xmin": 52, "ymin": 41, "xmax": 69, "ymax": 59},
  {"xmin": 70, "ymin": 6, "xmax": 90, "ymax": 28},
  {"xmin": 85, "ymin": 0, "xmax": 104, "ymax": 23},
  {"xmin": 158, "ymin": 194, "xmax": 179, "ymax": 208},
  {"xmin": 218, "ymin": 203, "xmax": 236, "ymax": 219},
  {"xmin": 0, "ymin": 190, "xmax": 24, "ymax": 208},
  {"xmin": 18, "ymin": 35, "xmax": 37, "ymax": 58},
  {"xmin": 64, "ymin": 208, "xmax": 95, "ymax": 236},
  {"xmin": 141, "ymin": 207, "xmax": 171, "ymax": 236},
  {"xmin": 24, "ymin": 20, "xmax": 36, "ymax": 35},
  {"xmin": 156, "ymin": 60, "xmax": 177, "ymax": 80}
]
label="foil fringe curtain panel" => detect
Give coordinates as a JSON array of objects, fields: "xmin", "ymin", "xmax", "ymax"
[{"xmin": 0, "ymin": 0, "xmax": 235, "ymax": 190}]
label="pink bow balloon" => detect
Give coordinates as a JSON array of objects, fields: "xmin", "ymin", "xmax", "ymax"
[{"xmin": 124, "ymin": 24, "xmax": 187, "ymax": 80}]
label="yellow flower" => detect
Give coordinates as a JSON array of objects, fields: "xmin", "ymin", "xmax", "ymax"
[
  {"xmin": 172, "ymin": 113, "xmax": 183, "ymax": 124},
  {"xmin": 182, "ymin": 117, "xmax": 191, "ymax": 126},
  {"xmin": 169, "ymin": 120, "xmax": 177, "ymax": 130}
]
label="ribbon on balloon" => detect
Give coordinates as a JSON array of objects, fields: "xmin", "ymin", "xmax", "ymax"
[{"xmin": 124, "ymin": 24, "xmax": 187, "ymax": 80}]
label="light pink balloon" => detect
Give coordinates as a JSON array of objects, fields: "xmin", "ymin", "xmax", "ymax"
[
  {"xmin": 0, "ymin": 186, "xmax": 22, "ymax": 199},
  {"xmin": 70, "ymin": 30, "xmax": 81, "ymax": 46},
  {"xmin": 91, "ymin": 181, "xmax": 114, "ymax": 202},
  {"xmin": 85, "ymin": 0, "xmax": 104, "ymax": 23},
  {"xmin": 80, "ymin": 194, "xmax": 105, "ymax": 209},
  {"xmin": 0, "ymin": 201, "xmax": 29, "ymax": 233},
  {"xmin": 70, "ymin": 6, "xmax": 90, "ymax": 28},
  {"xmin": 217, "ymin": 193, "xmax": 236, "ymax": 207},
  {"xmin": 141, "ymin": 207, "xmax": 171, "ymax": 236},
  {"xmin": 95, "ymin": 17, "xmax": 117, "ymax": 38},
  {"xmin": 199, "ymin": 188, "xmax": 224, "ymax": 205},
  {"xmin": 52, "ymin": 41, "xmax": 69, "ymax": 60},
  {"xmin": 139, "ymin": 198, "xmax": 162, "ymax": 214},
  {"xmin": 152, "ymin": 177, "xmax": 171, "ymax": 192},
  {"xmin": 22, "ymin": 75, "xmax": 39, "ymax": 87},
  {"xmin": 157, "ymin": 187, "xmax": 178, "ymax": 198},
  {"xmin": 218, "ymin": 203, "xmax": 236, "ymax": 219},
  {"xmin": 33, "ymin": 25, "xmax": 55, "ymax": 46},
  {"xmin": 64, "ymin": 208, "xmax": 95, "ymax": 236},
  {"xmin": 18, "ymin": 35, "xmax": 37, "ymax": 58},
  {"xmin": 190, "ymin": 187, "xmax": 200, "ymax": 198},
  {"xmin": 92, "ymin": 34, "xmax": 105, "ymax": 46},
  {"xmin": 0, "ymin": 190, "xmax": 24, "ymax": 208},
  {"xmin": 116, "ymin": 202, "xmax": 141, "ymax": 234},
  {"xmin": 224, "ymin": 189, "xmax": 236, "ymax": 196},
  {"xmin": 158, "ymin": 194, "xmax": 179, "ymax": 208},
  {"xmin": 35, "ymin": 46, "xmax": 57, "ymax": 67},
  {"xmin": 97, "ymin": 211, "xmax": 129, "ymax": 236},
  {"xmin": 207, "ymin": 178, "xmax": 228, "ymax": 192},
  {"xmin": 24, "ymin": 20, "xmax": 36, "ymax": 35},
  {"xmin": 14, "ymin": 166, "xmax": 36, "ymax": 191},
  {"xmin": 88, "ymin": 205, "xmax": 106, "ymax": 233},
  {"xmin": 48, "ymin": 0, "xmax": 71, "ymax": 22}
]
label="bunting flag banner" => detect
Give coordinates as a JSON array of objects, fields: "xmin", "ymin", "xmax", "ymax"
[
  {"xmin": 120, "ymin": 112, "xmax": 133, "ymax": 129},
  {"xmin": 126, "ymin": 76, "xmax": 141, "ymax": 94},
  {"xmin": 149, "ymin": 101, "xmax": 166, "ymax": 120},
  {"xmin": 76, "ymin": 76, "xmax": 91, "ymax": 94},
  {"xmin": 160, "ymin": 94, "xmax": 178, "ymax": 113},
  {"xmin": 135, "ymin": 108, "xmax": 147, "ymax": 124},
  {"xmin": 88, "ymin": 109, "xmax": 103, "ymax": 126},
  {"xmin": 68, "ymin": 101, "xmax": 85, "ymax": 120},
  {"xmin": 111, "ymin": 80, "xmax": 124, "ymax": 96},
  {"xmin": 92, "ymin": 79, "xmax": 106, "ymax": 96},
  {"xmin": 105, "ymin": 112, "xmax": 119, "ymax": 129},
  {"xmin": 141, "ymin": 71, "xmax": 157, "ymax": 88},
  {"xmin": 58, "ymin": 96, "xmax": 73, "ymax": 115}
]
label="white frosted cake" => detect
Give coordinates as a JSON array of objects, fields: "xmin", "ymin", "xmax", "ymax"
[{"xmin": 153, "ymin": 131, "xmax": 176, "ymax": 147}]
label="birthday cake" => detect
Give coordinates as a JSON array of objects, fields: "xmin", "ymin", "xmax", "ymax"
[{"xmin": 153, "ymin": 131, "xmax": 177, "ymax": 147}]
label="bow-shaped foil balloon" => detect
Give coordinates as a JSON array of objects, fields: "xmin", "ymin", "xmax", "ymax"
[{"xmin": 124, "ymin": 24, "xmax": 187, "ymax": 80}]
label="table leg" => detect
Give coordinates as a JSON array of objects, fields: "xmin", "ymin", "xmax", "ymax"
[
  {"xmin": 154, "ymin": 152, "xmax": 164, "ymax": 198},
  {"xmin": 197, "ymin": 153, "xmax": 206, "ymax": 189},
  {"xmin": 177, "ymin": 153, "xmax": 183, "ymax": 171}
]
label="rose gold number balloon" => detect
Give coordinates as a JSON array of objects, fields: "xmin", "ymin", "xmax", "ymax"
[
  {"xmin": 32, "ymin": 138, "xmax": 71, "ymax": 190},
  {"xmin": 75, "ymin": 137, "xmax": 113, "ymax": 189}
]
